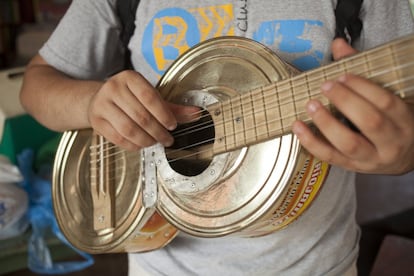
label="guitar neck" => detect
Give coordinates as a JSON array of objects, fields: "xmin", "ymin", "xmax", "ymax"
[{"xmin": 209, "ymin": 34, "xmax": 414, "ymax": 155}]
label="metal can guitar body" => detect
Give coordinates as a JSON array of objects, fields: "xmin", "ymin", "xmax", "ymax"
[{"xmin": 52, "ymin": 37, "xmax": 329, "ymax": 253}]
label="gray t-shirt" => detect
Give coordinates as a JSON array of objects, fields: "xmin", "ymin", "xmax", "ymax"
[{"xmin": 39, "ymin": 0, "xmax": 414, "ymax": 275}]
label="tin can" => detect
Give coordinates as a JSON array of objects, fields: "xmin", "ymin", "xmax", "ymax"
[
  {"xmin": 53, "ymin": 130, "xmax": 178, "ymax": 253},
  {"xmin": 52, "ymin": 37, "xmax": 329, "ymax": 253},
  {"xmin": 153, "ymin": 37, "xmax": 329, "ymax": 237}
]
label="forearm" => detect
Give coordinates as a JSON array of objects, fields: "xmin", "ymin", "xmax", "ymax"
[{"xmin": 20, "ymin": 54, "xmax": 103, "ymax": 132}]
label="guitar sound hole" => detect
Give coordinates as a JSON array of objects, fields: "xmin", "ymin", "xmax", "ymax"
[{"xmin": 166, "ymin": 109, "xmax": 215, "ymax": 176}]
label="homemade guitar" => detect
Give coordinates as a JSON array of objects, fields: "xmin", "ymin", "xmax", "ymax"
[{"xmin": 52, "ymin": 35, "xmax": 414, "ymax": 254}]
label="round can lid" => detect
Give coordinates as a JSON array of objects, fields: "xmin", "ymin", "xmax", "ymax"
[
  {"xmin": 155, "ymin": 37, "xmax": 302, "ymax": 236},
  {"xmin": 53, "ymin": 129, "xmax": 149, "ymax": 253}
]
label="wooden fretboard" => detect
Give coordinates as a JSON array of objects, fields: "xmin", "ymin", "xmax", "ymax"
[{"xmin": 209, "ymin": 34, "xmax": 414, "ymax": 155}]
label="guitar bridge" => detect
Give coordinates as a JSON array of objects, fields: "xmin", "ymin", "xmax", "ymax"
[{"xmin": 90, "ymin": 133, "xmax": 116, "ymax": 234}]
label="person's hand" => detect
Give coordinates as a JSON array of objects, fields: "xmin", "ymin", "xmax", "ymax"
[
  {"xmin": 88, "ymin": 70, "xmax": 199, "ymax": 151},
  {"xmin": 292, "ymin": 38, "xmax": 414, "ymax": 175}
]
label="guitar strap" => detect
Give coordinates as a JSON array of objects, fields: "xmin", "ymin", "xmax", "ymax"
[
  {"xmin": 116, "ymin": 0, "xmax": 141, "ymax": 69},
  {"xmin": 335, "ymin": 0, "xmax": 364, "ymax": 45},
  {"xmin": 116, "ymin": 0, "xmax": 363, "ymax": 66}
]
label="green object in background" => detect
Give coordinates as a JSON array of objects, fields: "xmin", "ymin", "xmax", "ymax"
[{"xmin": 0, "ymin": 114, "xmax": 58, "ymax": 164}]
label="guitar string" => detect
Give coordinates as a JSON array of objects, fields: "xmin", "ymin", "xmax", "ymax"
[
  {"xmin": 169, "ymin": 55, "xmax": 414, "ymax": 146},
  {"xmin": 90, "ymin": 54, "xmax": 412, "ymax": 165},
  {"xmin": 89, "ymin": 45, "xmax": 414, "ymax": 166},
  {"xmin": 90, "ymin": 76, "xmax": 414, "ymax": 168},
  {"xmin": 169, "ymin": 83, "xmax": 414, "ymax": 163},
  {"xmin": 90, "ymin": 159, "xmax": 140, "ymax": 177},
  {"xmin": 90, "ymin": 74, "xmax": 414, "ymax": 178},
  {"xmin": 150, "ymin": 76, "xmax": 414, "ymax": 165},
  {"xmin": 163, "ymin": 54, "xmax": 414, "ymax": 156},
  {"xmin": 170, "ymin": 40, "xmax": 414, "ymax": 131},
  {"xmin": 171, "ymin": 44, "xmax": 414, "ymax": 138},
  {"xmin": 89, "ymin": 150, "xmax": 140, "ymax": 176},
  {"xmin": 121, "ymin": 41, "xmax": 411, "ymax": 141},
  {"xmin": 89, "ymin": 72, "xmax": 414, "ymax": 178}
]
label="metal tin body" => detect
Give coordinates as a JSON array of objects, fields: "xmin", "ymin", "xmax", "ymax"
[
  {"xmin": 53, "ymin": 130, "xmax": 178, "ymax": 253},
  {"xmin": 52, "ymin": 37, "xmax": 329, "ymax": 253},
  {"xmin": 155, "ymin": 37, "xmax": 329, "ymax": 237}
]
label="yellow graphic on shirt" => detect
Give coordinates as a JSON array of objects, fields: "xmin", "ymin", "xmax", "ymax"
[
  {"xmin": 152, "ymin": 16, "xmax": 190, "ymax": 71},
  {"xmin": 143, "ymin": 5, "xmax": 234, "ymax": 76},
  {"xmin": 191, "ymin": 5, "xmax": 234, "ymax": 41}
]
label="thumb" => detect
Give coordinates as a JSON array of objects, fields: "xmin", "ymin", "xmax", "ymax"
[{"xmin": 331, "ymin": 38, "xmax": 358, "ymax": 61}]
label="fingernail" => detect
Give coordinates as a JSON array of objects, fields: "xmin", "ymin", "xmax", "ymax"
[
  {"xmin": 337, "ymin": 74, "xmax": 347, "ymax": 83},
  {"xmin": 167, "ymin": 122, "xmax": 177, "ymax": 131},
  {"xmin": 292, "ymin": 122, "xmax": 303, "ymax": 135},
  {"xmin": 321, "ymin": 81, "xmax": 334, "ymax": 92},
  {"xmin": 163, "ymin": 136, "xmax": 174, "ymax": 147},
  {"xmin": 307, "ymin": 100, "xmax": 321, "ymax": 114}
]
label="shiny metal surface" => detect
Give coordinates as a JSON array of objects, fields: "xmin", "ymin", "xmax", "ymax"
[
  {"xmin": 155, "ymin": 37, "xmax": 317, "ymax": 237},
  {"xmin": 53, "ymin": 130, "xmax": 177, "ymax": 253},
  {"xmin": 53, "ymin": 37, "xmax": 329, "ymax": 253}
]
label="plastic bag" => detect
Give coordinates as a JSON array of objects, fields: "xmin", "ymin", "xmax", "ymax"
[
  {"xmin": 0, "ymin": 155, "xmax": 28, "ymax": 240},
  {"xmin": 18, "ymin": 149, "xmax": 94, "ymax": 274},
  {"xmin": 0, "ymin": 155, "xmax": 23, "ymax": 183}
]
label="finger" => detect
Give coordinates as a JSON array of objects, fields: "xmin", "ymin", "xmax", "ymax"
[
  {"xmin": 331, "ymin": 38, "xmax": 358, "ymax": 60},
  {"xmin": 321, "ymin": 77, "xmax": 400, "ymax": 147},
  {"xmin": 167, "ymin": 103, "xmax": 202, "ymax": 123},
  {"xmin": 336, "ymin": 74, "xmax": 410, "ymax": 124},
  {"xmin": 93, "ymin": 118, "xmax": 144, "ymax": 151},
  {"xmin": 96, "ymin": 100, "xmax": 158, "ymax": 148},
  {"xmin": 291, "ymin": 121, "xmax": 381, "ymax": 173},
  {"xmin": 112, "ymin": 87, "xmax": 174, "ymax": 147},
  {"xmin": 305, "ymin": 99, "xmax": 376, "ymax": 159},
  {"xmin": 125, "ymin": 72, "xmax": 178, "ymax": 130},
  {"xmin": 292, "ymin": 120, "xmax": 352, "ymax": 168}
]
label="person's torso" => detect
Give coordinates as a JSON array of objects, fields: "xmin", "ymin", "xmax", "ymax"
[
  {"xmin": 129, "ymin": 0, "xmax": 337, "ymax": 85},
  {"xmin": 127, "ymin": 2, "xmax": 360, "ymax": 276}
]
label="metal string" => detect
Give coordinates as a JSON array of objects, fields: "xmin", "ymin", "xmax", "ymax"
[
  {"xmin": 172, "ymin": 43, "xmax": 414, "ymax": 139},
  {"xmin": 90, "ymin": 41, "xmax": 414, "ymax": 169}
]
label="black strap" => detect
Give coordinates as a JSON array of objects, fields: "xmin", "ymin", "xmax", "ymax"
[
  {"xmin": 116, "ymin": 0, "xmax": 141, "ymax": 69},
  {"xmin": 335, "ymin": 0, "xmax": 364, "ymax": 45}
]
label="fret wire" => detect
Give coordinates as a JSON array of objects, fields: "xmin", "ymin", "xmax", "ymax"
[
  {"xmin": 249, "ymin": 88, "xmax": 258, "ymax": 143},
  {"xmin": 97, "ymin": 79, "xmax": 414, "ymax": 165},
  {"xmin": 274, "ymin": 80, "xmax": 285, "ymax": 133},
  {"xmin": 220, "ymin": 45, "xmax": 408, "ymax": 122},
  {"xmin": 305, "ymin": 73, "xmax": 311, "ymax": 120},
  {"xmin": 260, "ymin": 86, "xmax": 270, "ymax": 139},
  {"xmin": 229, "ymin": 96, "xmax": 235, "ymax": 148},
  {"xmin": 168, "ymin": 74, "xmax": 410, "ymax": 162},
  {"xmin": 185, "ymin": 43, "xmax": 414, "ymax": 135},
  {"xmin": 390, "ymin": 42, "xmax": 403, "ymax": 97},
  {"xmin": 217, "ymin": 42, "xmax": 412, "ymax": 119},
  {"xmin": 92, "ymin": 38, "xmax": 414, "ymax": 161},
  {"xmin": 123, "ymin": 58, "xmax": 414, "ymax": 161},
  {"xmin": 233, "ymin": 94, "xmax": 247, "ymax": 147},
  {"xmin": 185, "ymin": 62, "xmax": 414, "ymax": 156},
  {"xmin": 175, "ymin": 58, "xmax": 414, "ymax": 156},
  {"xmin": 249, "ymin": 90, "xmax": 258, "ymax": 139},
  {"xmin": 216, "ymin": 102, "xmax": 227, "ymax": 153},
  {"xmin": 290, "ymin": 78, "xmax": 298, "ymax": 125}
]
